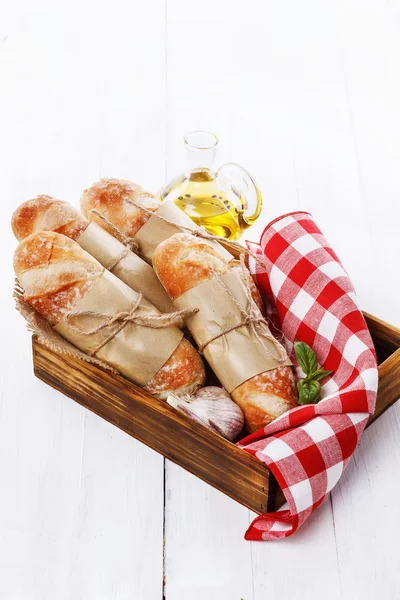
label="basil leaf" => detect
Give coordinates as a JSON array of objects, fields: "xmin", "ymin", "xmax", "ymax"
[
  {"xmin": 294, "ymin": 341, "xmax": 318, "ymax": 376},
  {"xmin": 297, "ymin": 379, "xmax": 321, "ymax": 404},
  {"xmin": 310, "ymin": 369, "xmax": 333, "ymax": 382}
]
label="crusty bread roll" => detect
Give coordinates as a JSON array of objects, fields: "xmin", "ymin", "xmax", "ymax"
[
  {"xmin": 14, "ymin": 230, "xmax": 103, "ymax": 325},
  {"xmin": 143, "ymin": 338, "xmax": 204, "ymax": 398},
  {"xmin": 153, "ymin": 233, "xmax": 298, "ymax": 432},
  {"xmin": 12, "ymin": 194, "xmax": 88, "ymax": 242},
  {"xmin": 79, "ymin": 179, "xmax": 265, "ymax": 313},
  {"xmin": 11, "ymin": 196, "xmax": 176, "ymax": 316},
  {"xmin": 80, "ymin": 178, "xmax": 159, "ymax": 244},
  {"xmin": 14, "ymin": 231, "xmax": 205, "ymax": 399}
]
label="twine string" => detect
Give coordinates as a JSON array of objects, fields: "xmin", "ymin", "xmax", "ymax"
[
  {"xmin": 90, "ymin": 209, "xmax": 141, "ymax": 255},
  {"xmin": 197, "ymin": 255, "xmax": 287, "ymax": 363},
  {"xmin": 123, "ymin": 197, "xmax": 267, "ymax": 269},
  {"xmin": 65, "ymin": 293, "xmax": 198, "ymax": 356}
]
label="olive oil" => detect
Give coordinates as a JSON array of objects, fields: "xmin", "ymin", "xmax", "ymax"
[
  {"xmin": 167, "ymin": 169, "xmax": 244, "ymax": 240},
  {"xmin": 159, "ymin": 131, "xmax": 262, "ymax": 240}
]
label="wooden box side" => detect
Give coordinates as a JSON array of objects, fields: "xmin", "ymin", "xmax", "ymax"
[
  {"xmin": 364, "ymin": 312, "xmax": 400, "ymax": 425},
  {"xmin": 31, "ymin": 312, "xmax": 400, "ymax": 515},
  {"xmin": 32, "ymin": 338, "xmax": 270, "ymax": 515}
]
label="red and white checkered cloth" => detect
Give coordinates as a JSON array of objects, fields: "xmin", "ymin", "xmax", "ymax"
[{"xmin": 239, "ymin": 211, "xmax": 378, "ymax": 541}]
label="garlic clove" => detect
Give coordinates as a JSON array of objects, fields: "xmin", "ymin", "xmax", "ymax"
[{"xmin": 166, "ymin": 386, "xmax": 244, "ymax": 441}]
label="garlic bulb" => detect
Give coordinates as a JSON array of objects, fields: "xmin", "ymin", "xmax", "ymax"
[{"xmin": 167, "ymin": 386, "xmax": 244, "ymax": 441}]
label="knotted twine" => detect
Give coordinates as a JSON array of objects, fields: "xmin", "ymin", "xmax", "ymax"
[
  {"xmin": 13, "ymin": 279, "xmax": 118, "ymax": 373},
  {"xmin": 90, "ymin": 209, "xmax": 141, "ymax": 256},
  {"xmin": 125, "ymin": 197, "xmax": 268, "ymax": 268},
  {"xmin": 90, "ymin": 198, "xmax": 267, "ymax": 268},
  {"xmin": 14, "ymin": 278, "xmax": 196, "ymax": 366},
  {"xmin": 65, "ymin": 292, "xmax": 198, "ymax": 357},
  {"xmin": 187, "ymin": 254, "xmax": 288, "ymax": 365}
]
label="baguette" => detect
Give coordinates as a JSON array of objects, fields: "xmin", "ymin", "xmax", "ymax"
[
  {"xmin": 11, "ymin": 195, "xmax": 175, "ymax": 315},
  {"xmin": 153, "ymin": 233, "xmax": 298, "ymax": 432},
  {"xmin": 80, "ymin": 180, "xmax": 265, "ymax": 314},
  {"xmin": 12, "ymin": 194, "xmax": 88, "ymax": 241},
  {"xmin": 80, "ymin": 178, "xmax": 233, "ymax": 266},
  {"xmin": 80, "ymin": 178, "xmax": 159, "ymax": 244},
  {"xmin": 14, "ymin": 231, "xmax": 205, "ymax": 398}
]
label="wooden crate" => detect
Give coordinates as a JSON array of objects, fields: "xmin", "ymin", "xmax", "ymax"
[{"xmin": 32, "ymin": 311, "xmax": 400, "ymax": 514}]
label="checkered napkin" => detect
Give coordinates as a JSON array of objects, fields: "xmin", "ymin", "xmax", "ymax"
[{"xmin": 238, "ymin": 211, "xmax": 378, "ymax": 541}]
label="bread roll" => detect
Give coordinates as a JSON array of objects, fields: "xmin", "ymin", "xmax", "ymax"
[
  {"xmin": 14, "ymin": 231, "xmax": 205, "ymax": 398},
  {"xmin": 12, "ymin": 194, "xmax": 88, "ymax": 242},
  {"xmin": 153, "ymin": 233, "xmax": 298, "ymax": 432},
  {"xmin": 81, "ymin": 178, "xmax": 232, "ymax": 264},
  {"xmin": 11, "ymin": 196, "xmax": 175, "ymax": 316},
  {"xmin": 80, "ymin": 178, "xmax": 159, "ymax": 244},
  {"xmin": 79, "ymin": 179, "xmax": 265, "ymax": 313}
]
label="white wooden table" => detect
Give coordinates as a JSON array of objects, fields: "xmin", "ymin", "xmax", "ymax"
[{"xmin": 1, "ymin": 1, "xmax": 400, "ymax": 598}]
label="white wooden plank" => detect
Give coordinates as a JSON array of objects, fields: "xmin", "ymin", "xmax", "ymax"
[
  {"xmin": 164, "ymin": 1, "xmax": 344, "ymax": 598},
  {"xmin": 278, "ymin": 0, "xmax": 400, "ymax": 596},
  {"xmin": 332, "ymin": 409, "xmax": 400, "ymax": 599},
  {"xmin": 247, "ymin": 1, "xmax": 355, "ymax": 597},
  {"xmin": 251, "ymin": 501, "xmax": 341, "ymax": 599},
  {"xmin": 164, "ymin": 0, "xmax": 266, "ymax": 595},
  {"xmin": 0, "ymin": 1, "xmax": 166, "ymax": 598},
  {"xmin": 328, "ymin": 2, "xmax": 400, "ymax": 597},
  {"xmin": 1, "ymin": 0, "xmax": 400, "ymax": 597},
  {"xmin": 253, "ymin": 2, "xmax": 400, "ymax": 598},
  {"xmin": 332, "ymin": 0, "xmax": 400, "ymax": 324},
  {"xmin": 164, "ymin": 464, "xmax": 254, "ymax": 600}
]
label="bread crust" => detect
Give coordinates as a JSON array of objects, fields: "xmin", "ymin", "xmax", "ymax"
[
  {"xmin": 153, "ymin": 233, "xmax": 298, "ymax": 432},
  {"xmin": 80, "ymin": 178, "xmax": 160, "ymax": 243},
  {"xmin": 152, "ymin": 234, "xmax": 266, "ymax": 317},
  {"xmin": 12, "ymin": 195, "xmax": 88, "ymax": 242},
  {"xmin": 144, "ymin": 338, "xmax": 206, "ymax": 399},
  {"xmin": 152, "ymin": 233, "xmax": 229, "ymax": 300},
  {"xmin": 232, "ymin": 367, "xmax": 298, "ymax": 432},
  {"xmin": 14, "ymin": 231, "xmax": 104, "ymax": 325},
  {"xmin": 14, "ymin": 231, "xmax": 205, "ymax": 396}
]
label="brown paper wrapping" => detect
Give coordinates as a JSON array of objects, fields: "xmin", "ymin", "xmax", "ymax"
[
  {"xmin": 14, "ymin": 280, "xmax": 118, "ymax": 374},
  {"xmin": 173, "ymin": 271, "xmax": 292, "ymax": 393},
  {"xmin": 54, "ymin": 270, "xmax": 183, "ymax": 386},
  {"xmin": 133, "ymin": 201, "xmax": 232, "ymax": 263},
  {"xmin": 77, "ymin": 222, "xmax": 174, "ymax": 314}
]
